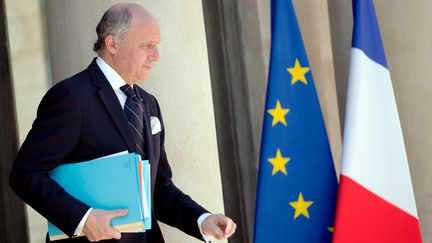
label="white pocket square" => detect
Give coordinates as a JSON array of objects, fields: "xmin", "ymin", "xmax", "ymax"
[{"xmin": 150, "ymin": 116, "xmax": 161, "ymax": 135}]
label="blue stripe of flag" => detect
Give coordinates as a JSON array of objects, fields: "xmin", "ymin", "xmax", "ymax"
[{"xmin": 352, "ymin": 0, "xmax": 388, "ymax": 68}]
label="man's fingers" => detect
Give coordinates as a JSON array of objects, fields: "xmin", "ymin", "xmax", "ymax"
[
  {"xmin": 211, "ymin": 225, "xmax": 225, "ymax": 240},
  {"xmin": 86, "ymin": 234, "xmax": 96, "ymax": 242},
  {"xmin": 83, "ymin": 209, "xmax": 126, "ymax": 241},
  {"xmin": 201, "ymin": 214, "xmax": 237, "ymax": 240},
  {"xmin": 93, "ymin": 228, "xmax": 121, "ymax": 241},
  {"xmin": 221, "ymin": 217, "xmax": 233, "ymax": 233},
  {"xmin": 211, "ymin": 215, "xmax": 232, "ymax": 240},
  {"xmin": 202, "ymin": 215, "xmax": 224, "ymax": 240},
  {"xmin": 108, "ymin": 227, "xmax": 122, "ymax": 240},
  {"xmin": 224, "ymin": 217, "xmax": 237, "ymax": 237},
  {"xmin": 108, "ymin": 208, "xmax": 128, "ymax": 219},
  {"xmin": 104, "ymin": 210, "xmax": 125, "ymax": 240},
  {"xmin": 226, "ymin": 222, "xmax": 236, "ymax": 237}
]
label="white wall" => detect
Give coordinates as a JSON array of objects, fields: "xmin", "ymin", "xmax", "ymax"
[{"xmin": 5, "ymin": 0, "xmax": 50, "ymax": 241}]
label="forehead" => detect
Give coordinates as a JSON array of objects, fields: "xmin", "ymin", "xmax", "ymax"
[{"xmin": 127, "ymin": 10, "xmax": 161, "ymax": 42}]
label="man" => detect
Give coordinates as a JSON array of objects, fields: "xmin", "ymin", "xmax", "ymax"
[{"xmin": 10, "ymin": 3, "xmax": 235, "ymax": 243}]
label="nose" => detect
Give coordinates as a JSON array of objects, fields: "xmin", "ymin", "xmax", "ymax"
[{"xmin": 149, "ymin": 47, "xmax": 160, "ymax": 62}]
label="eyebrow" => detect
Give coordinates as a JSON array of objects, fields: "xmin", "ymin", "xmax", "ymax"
[{"xmin": 141, "ymin": 40, "xmax": 161, "ymax": 44}]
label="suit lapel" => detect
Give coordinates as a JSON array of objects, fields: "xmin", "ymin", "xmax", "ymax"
[{"xmin": 87, "ymin": 59, "xmax": 136, "ymax": 153}]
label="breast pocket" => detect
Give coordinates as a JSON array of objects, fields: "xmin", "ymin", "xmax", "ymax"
[
  {"xmin": 150, "ymin": 116, "xmax": 161, "ymax": 135},
  {"xmin": 148, "ymin": 115, "xmax": 162, "ymax": 159}
]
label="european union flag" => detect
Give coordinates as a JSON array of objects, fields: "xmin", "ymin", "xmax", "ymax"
[{"xmin": 254, "ymin": 1, "xmax": 338, "ymax": 242}]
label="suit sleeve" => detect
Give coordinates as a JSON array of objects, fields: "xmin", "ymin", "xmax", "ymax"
[
  {"xmin": 9, "ymin": 82, "xmax": 90, "ymax": 238},
  {"xmin": 151, "ymin": 97, "xmax": 210, "ymax": 240}
]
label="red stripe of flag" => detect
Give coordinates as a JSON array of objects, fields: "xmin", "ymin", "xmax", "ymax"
[{"xmin": 333, "ymin": 176, "xmax": 422, "ymax": 243}]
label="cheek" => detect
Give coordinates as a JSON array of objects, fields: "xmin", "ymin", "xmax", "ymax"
[
  {"xmin": 136, "ymin": 49, "xmax": 149, "ymax": 60},
  {"xmin": 132, "ymin": 52, "xmax": 145, "ymax": 65}
]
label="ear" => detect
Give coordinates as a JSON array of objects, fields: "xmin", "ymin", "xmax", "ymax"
[{"xmin": 104, "ymin": 35, "xmax": 118, "ymax": 55}]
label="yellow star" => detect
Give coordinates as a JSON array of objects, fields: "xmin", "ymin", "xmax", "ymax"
[
  {"xmin": 287, "ymin": 58, "xmax": 310, "ymax": 85},
  {"xmin": 289, "ymin": 192, "xmax": 314, "ymax": 219},
  {"xmin": 328, "ymin": 227, "xmax": 334, "ymax": 233},
  {"xmin": 267, "ymin": 149, "xmax": 290, "ymax": 175},
  {"xmin": 267, "ymin": 100, "xmax": 290, "ymax": 126}
]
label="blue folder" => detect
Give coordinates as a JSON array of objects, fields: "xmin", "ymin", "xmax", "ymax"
[
  {"xmin": 47, "ymin": 153, "xmax": 150, "ymax": 241},
  {"xmin": 142, "ymin": 160, "xmax": 151, "ymax": 229}
]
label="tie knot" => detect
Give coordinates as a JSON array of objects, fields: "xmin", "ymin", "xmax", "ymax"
[{"xmin": 121, "ymin": 85, "xmax": 137, "ymax": 98}]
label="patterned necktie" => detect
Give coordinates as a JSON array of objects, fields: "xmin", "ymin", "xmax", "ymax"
[{"xmin": 121, "ymin": 84, "xmax": 145, "ymax": 157}]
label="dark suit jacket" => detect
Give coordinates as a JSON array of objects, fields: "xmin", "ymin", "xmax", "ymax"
[{"xmin": 9, "ymin": 59, "xmax": 209, "ymax": 243}]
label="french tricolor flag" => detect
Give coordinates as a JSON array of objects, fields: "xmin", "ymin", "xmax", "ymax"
[{"xmin": 332, "ymin": 0, "xmax": 422, "ymax": 242}]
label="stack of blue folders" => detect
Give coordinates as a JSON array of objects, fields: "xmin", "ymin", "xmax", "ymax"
[{"xmin": 47, "ymin": 152, "xmax": 151, "ymax": 241}]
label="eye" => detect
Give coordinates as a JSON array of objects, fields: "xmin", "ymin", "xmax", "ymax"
[{"xmin": 141, "ymin": 43, "xmax": 155, "ymax": 49}]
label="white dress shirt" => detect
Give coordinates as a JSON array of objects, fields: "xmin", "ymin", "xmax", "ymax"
[{"xmin": 73, "ymin": 57, "xmax": 211, "ymax": 241}]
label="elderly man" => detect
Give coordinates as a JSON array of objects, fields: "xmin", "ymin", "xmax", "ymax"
[{"xmin": 10, "ymin": 3, "xmax": 235, "ymax": 243}]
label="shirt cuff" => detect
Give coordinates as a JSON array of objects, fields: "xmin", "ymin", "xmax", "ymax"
[
  {"xmin": 197, "ymin": 213, "xmax": 214, "ymax": 242},
  {"xmin": 73, "ymin": 207, "xmax": 93, "ymax": 237}
]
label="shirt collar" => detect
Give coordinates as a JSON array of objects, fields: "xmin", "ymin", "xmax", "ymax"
[{"xmin": 95, "ymin": 56, "xmax": 128, "ymax": 90}]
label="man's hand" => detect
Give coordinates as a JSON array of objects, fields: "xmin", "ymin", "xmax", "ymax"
[
  {"xmin": 201, "ymin": 214, "xmax": 236, "ymax": 240},
  {"xmin": 82, "ymin": 208, "xmax": 128, "ymax": 242}
]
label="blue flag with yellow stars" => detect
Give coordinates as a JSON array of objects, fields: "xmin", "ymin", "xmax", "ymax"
[{"xmin": 254, "ymin": 1, "xmax": 337, "ymax": 242}]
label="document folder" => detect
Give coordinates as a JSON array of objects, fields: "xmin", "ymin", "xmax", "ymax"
[{"xmin": 47, "ymin": 153, "xmax": 150, "ymax": 241}]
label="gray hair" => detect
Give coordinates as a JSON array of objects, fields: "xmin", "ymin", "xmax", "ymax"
[{"xmin": 93, "ymin": 6, "xmax": 132, "ymax": 52}]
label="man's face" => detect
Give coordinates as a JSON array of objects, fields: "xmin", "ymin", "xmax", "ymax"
[{"xmin": 114, "ymin": 11, "xmax": 161, "ymax": 85}]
